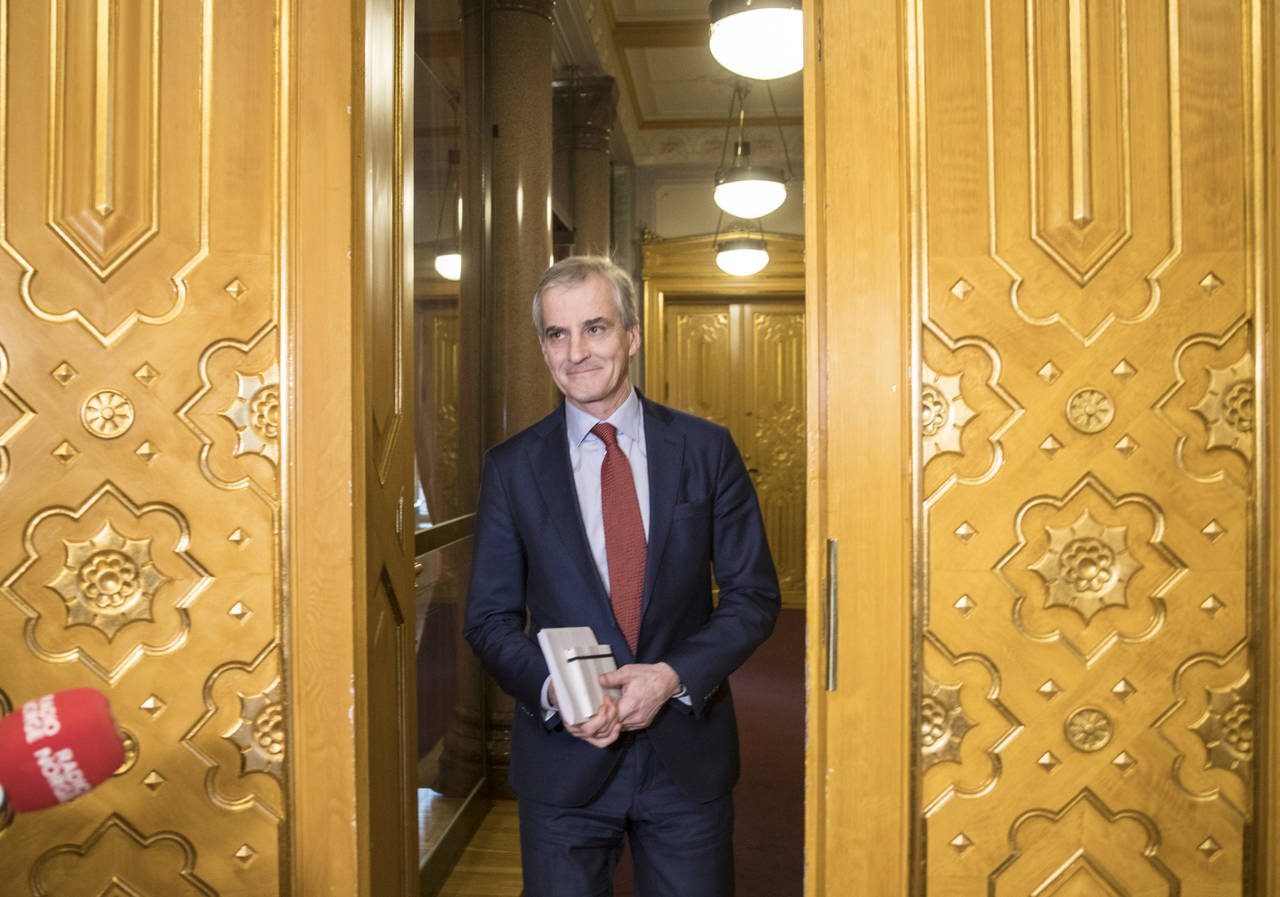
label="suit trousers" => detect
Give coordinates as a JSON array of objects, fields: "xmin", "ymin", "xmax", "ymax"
[{"xmin": 516, "ymin": 732, "xmax": 734, "ymax": 897}]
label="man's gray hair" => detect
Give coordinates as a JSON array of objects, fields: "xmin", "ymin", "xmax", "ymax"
[{"xmin": 532, "ymin": 255, "xmax": 639, "ymax": 339}]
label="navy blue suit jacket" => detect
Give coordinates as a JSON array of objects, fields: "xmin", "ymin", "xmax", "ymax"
[{"xmin": 463, "ymin": 393, "xmax": 781, "ymax": 807}]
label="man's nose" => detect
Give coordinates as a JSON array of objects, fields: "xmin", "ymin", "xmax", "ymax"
[{"xmin": 567, "ymin": 331, "xmax": 589, "ymax": 361}]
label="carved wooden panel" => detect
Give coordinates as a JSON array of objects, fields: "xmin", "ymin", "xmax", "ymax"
[
  {"xmin": 661, "ymin": 300, "xmax": 805, "ymax": 606},
  {"xmin": 0, "ymin": 2, "xmax": 285, "ymax": 892},
  {"xmin": 663, "ymin": 305, "xmax": 734, "ymax": 433},
  {"xmin": 916, "ymin": 1, "xmax": 1263, "ymax": 893},
  {"xmin": 743, "ymin": 307, "xmax": 805, "ymax": 601}
]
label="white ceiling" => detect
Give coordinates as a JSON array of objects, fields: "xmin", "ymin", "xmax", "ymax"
[{"xmin": 553, "ymin": 0, "xmax": 804, "ymax": 169}]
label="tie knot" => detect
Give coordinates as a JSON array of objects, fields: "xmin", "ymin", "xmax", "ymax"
[{"xmin": 591, "ymin": 422, "xmax": 619, "ymax": 447}]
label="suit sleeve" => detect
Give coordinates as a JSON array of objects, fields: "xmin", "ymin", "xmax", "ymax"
[
  {"xmin": 462, "ymin": 451, "xmax": 549, "ymax": 715},
  {"xmin": 660, "ymin": 428, "xmax": 781, "ymax": 715}
]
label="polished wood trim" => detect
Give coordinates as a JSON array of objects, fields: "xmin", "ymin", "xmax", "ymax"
[
  {"xmin": 415, "ymin": 514, "xmax": 477, "ymax": 556},
  {"xmin": 804, "ymin": 0, "xmax": 913, "ymax": 894},
  {"xmin": 1263, "ymin": 2, "xmax": 1279, "ymax": 892},
  {"xmin": 287, "ymin": 0, "xmax": 361, "ymax": 892},
  {"xmin": 802, "ymin": 1, "xmax": 828, "ymax": 892}
]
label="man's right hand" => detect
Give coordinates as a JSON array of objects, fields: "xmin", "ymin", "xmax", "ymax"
[{"xmin": 550, "ymin": 683, "xmax": 623, "ymax": 748}]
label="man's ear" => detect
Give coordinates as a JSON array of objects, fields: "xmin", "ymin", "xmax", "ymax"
[{"xmin": 627, "ymin": 325, "xmax": 641, "ymax": 357}]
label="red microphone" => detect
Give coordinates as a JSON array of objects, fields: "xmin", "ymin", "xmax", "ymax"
[{"xmin": 0, "ymin": 688, "xmax": 125, "ymax": 812}]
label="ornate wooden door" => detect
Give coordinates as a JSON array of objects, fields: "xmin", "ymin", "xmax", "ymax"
[
  {"xmin": 807, "ymin": 1, "xmax": 1280, "ymax": 894},
  {"xmin": 0, "ymin": 2, "xmax": 418, "ymax": 894},
  {"xmin": 660, "ymin": 299, "xmax": 806, "ymax": 607}
]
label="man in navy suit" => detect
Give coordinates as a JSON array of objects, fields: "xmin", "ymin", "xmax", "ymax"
[{"xmin": 464, "ymin": 255, "xmax": 780, "ymax": 897}]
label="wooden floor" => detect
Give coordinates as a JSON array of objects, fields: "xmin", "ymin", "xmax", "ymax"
[{"xmin": 437, "ymin": 800, "xmax": 523, "ymax": 897}]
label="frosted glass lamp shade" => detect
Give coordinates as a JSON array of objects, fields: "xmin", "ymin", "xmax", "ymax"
[
  {"xmin": 714, "ymin": 169, "xmax": 787, "ymax": 219},
  {"xmin": 708, "ymin": 2, "xmax": 803, "ymax": 81},
  {"xmin": 434, "ymin": 252, "xmax": 462, "ymax": 281},
  {"xmin": 715, "ymin": 237, "xmax": 770, "ymax": 276}
]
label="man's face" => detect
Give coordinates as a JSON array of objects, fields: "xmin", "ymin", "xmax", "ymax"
[{"xmin": 539, "ymin": 275, "xmax": 640, "ymax": 419}]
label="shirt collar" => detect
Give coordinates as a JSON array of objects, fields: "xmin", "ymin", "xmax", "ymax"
[{"xmin": 566, "ymin": 387, "xmax": 643, "ymax": 448}]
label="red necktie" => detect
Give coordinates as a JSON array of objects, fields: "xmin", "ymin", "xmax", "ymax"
[{"xmin": 591, "ymin": 422, "xmax": 646, "ymax": 653}]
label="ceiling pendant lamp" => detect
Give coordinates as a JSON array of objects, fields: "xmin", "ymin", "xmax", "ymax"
[
  {"xmin": 716, "ymin": 235, "xmax": 770, "ymax": 276},
  {"xmin": 708, "ymin": 0, "xmax": 803, "ymax": 81},
  {"xmin": 713, "ymin": 81, "xmax": 793, "ymax": 220},
  {"xmin": 433, "ymin": 250, "xmax": 462, "ymax": 281},
  {"xmin": 433, "ymin": 146, "xmax": 463, "ymax": 282}
]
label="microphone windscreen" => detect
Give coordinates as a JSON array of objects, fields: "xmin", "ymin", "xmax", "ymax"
[{"xmin": 0, "ymin": 688, "xmax": 125, "ymax": 812}]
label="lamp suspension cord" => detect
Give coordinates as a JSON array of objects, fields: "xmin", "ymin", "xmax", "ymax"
[{"xmin": 767, "ymin": 80, "xmax": 793, "ymax": 181}]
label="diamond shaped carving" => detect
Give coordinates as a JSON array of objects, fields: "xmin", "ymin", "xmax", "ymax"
[
  {"xmin": 228, "ymin": 528, "xmax": 249, "ymax": 547},
  {"xmin": 953, "ymin": 594, "xmax": 976, "ymax": 617},
  {"xmin": 949, "ymin": 832, "xmax": 973, "ymax": 853},
  {"xmin": 1114, "ymin": 434, "xmax": 1138, "ymax": 456},
  {"xmin": 142, "ymin": 770, "xmax": 166, "ymax": 791},
  {"xmin": 1038, "ymin": 680, "xmax": 1062, "ymax": 700},
  {"xmin": 954, "ymin": 521, "xmax": 977, "ymax": 543},
  {"xmin": 1111, "ymin": 679, "xmax": 1137, "ymax": 701},
  {"xmin": 949, "ymin": 279, "xmax": 974, "ymax": 301},
  {"xmin": 52, "ymin": 441, "xmax": 80, "ymax": 463},
  {"xmin": 1198, "ymin": 837, "xmax": 1222, "ymax": 859},
  {"xmin": 1111, "ymin": 359, "xmax": 1137, "ymax": 381},
  {"xmin": 1201, "ymin": 519, "xmax": 1226, "ymax": 542},
  {"xmin": 228, "ymin": 601, "xmax": 252, "ymax": 622},
  {"xmin": 1112, "ymin": 751, "xmax": 1137, "ymax": 773},
  {"xmin": 1200, "ymin": 594, "xmax": 1225, "ymax": 617},
  {"xmin": 225, "ymin": 278, "xmax": 249, "ymax": 300},
  {"xmin": 1039, "ymin": 434, "xmax": 1063, "ymax": 458},
  {"xmin": 1200, "ymin": 272, "xmax": 1224, "ymax": 294},
  {"xmin": 140, "ymin": 695, "xmax": 166, "ymax": 717},
  {"xmin": 135, "ymin": 441, "xmax": 158, "ymax": 462},
  {"xmin": 1037, "ymin": 751, "xmax": 1061, "ymax": 771},
  {"xmin": 133, "ymin": 363, "xmax": 160, "ymax": 387},
  {"xmin": 51, "ymin": 362, "xmax": 79, "ymax": 386},
  {"xmin": 235, "ymin": 844, "xmax": 257, "ymax": 864},
  {"xmin": 1038, "ymin": 361, "xmax": 1062, "ymax": 384}
]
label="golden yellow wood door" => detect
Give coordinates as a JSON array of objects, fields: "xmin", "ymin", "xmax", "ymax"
[
  {"xmin": 0, "ymin": 2, "xmax": 417, "ymax": 895},
  {"xmin": 661, "ymin": 300, "xmax": 806, "ymax": 607},
  {"xmin": 806, "ymin": 1, "xmax": 1280, "ymax": 894}
]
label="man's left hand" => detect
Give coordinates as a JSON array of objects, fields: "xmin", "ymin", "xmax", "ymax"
[{"xmin": 598, "ymin": 662, "xmax": 681, "ymax": 732}]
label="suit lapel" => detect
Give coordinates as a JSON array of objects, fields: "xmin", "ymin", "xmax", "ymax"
[
  {"xmin": 527, "ymin": 407, "xmax": 609, "ymax": 604},
  {"xmin": 641, "ymin": 397, "xmax": 683, "ymax": 614}
]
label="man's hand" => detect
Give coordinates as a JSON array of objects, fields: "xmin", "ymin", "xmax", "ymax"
[
  {"xmin": 599, "ymin": 662, "xmax": 681, "ymax": 732},
  {"xmin": 552, "ymin": 684, "xmax": 623, "ymax": 748}
]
